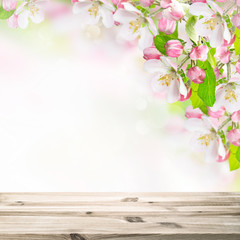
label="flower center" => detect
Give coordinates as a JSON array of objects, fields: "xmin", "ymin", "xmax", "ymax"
[
  {"xmin": 29, "ymin": 4, "xmax": 39, "ymax": 16},
  {"xmin": 129, "ymin": 18, "xmax": 141, "ymax": 33},
  {"xmin": 224, "ymin": 88, "xmax": 237, "ymax": 102},
  {"xmin": 203, "ymin": 17, "xmax": 219, "ymax": 31},
  {"xmin": 88, "ymin": 3, "xmax": 99, "ymax": 18},
  {"xmin": 158, "ymin": 74, "xmax": 173, "ymax": 87},
  {"xmin": 198, "ymin": 133, "xmax": 214, "ymax": 146}
]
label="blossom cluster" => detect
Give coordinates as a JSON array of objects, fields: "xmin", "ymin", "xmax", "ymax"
[
  {"xmin": 1, "ymin": 0, "xmax": 240, "ymax": 170},
  {"xmin": 0, "ymin": 0, "xmax": 44, "ymax": 28}
]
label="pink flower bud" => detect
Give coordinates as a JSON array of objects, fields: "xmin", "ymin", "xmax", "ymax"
[
  {"xmin": 163, "ymin": 2, "xmax": 184, "ymax": 21},
  {"xmin": 7, "ymin": 14, "xmax": 18, "ymax": 28},
  {"xmin": 185, "ymin": 106, "xmax": 203, "ymax": 119},
  {"xmin": 158, "ymin": 16, "xmax": 176, "ymax": 35},
  {"xmin": 236, "ymin": 60, "xmax": 240, "ymax": 74},
  {"xmin": 215, "ymin": 47, "xmax": 230, "ymax": 64},
  {"xmin": 190, "ymin": 45, "xmax": 208, "ymax": 62},
  {"xmin": 187, "ymin": 66, "xmax": 205, "ymax": 84},
  {"xmin": 165, "ymin": 40, "xmax": 183, "ymax": 58},
  {"xmin": 2, "ymin": 0, "xmax": 17, "ymax": 11},
  {"xmin": 208, "ymin": 106, "xmax": 225, "ymax": 118},
  {"xmin": 143, "ymin": 46, "xmax": 162, "ymax": 60},
  {"xmin": 140, "ymin": 0, "xmax": 154, "ymax": 7},
  {"xmin": 227, "ymin": 129, "xmax": 240, "ymax": 146},
  {"xmin": 180, "ymin": 87, "xmax": 192, "ymax": 102},
  {"xmin": 232, "ymin": 110, "xmax": 240, "ymax": 123},
  {"xmin": 161, "ymin": 0, "xmax": 172, "ymax": 8}
]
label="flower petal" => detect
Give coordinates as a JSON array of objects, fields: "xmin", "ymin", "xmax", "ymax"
[
  {"xmin": 167, "ymin": 78, "xmax": 180, "ymax": 103},
  {"xmin": 113, "ymin": 9, "xmax": 138, "ymax": 24},
  {"xmin": 18, "ymin": 10, "xmax": 29, "ymax": 29},
  {"xmin": 100, "ymin": 6, "xmax": 114, "ymax": 28},
  {"xmin": 205, "ymin": 140, "xmax": 219, "ymax": 162},
  {"xmin": 138, "ymin": 26, "xmax": 153, "ymax": 50},
  {"xmin": 144, "ymin": 59, "xmax": 169, "ymax": 74},
  {"xmin": 184, "ymin": 118, "xmax": 207, "ymax": 132},
  {"xmin": 189, "ymin": 3, "xmax": 213, "ymax": 17}
]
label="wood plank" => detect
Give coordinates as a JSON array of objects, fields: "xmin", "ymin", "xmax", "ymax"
[{"xmin": 0, "ymin": 193, "xmax": 239, "ymax": 239}]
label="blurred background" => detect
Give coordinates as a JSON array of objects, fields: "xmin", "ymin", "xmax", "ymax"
[{"xmin": 0, "ymin": 0, "xmax": 239, "ymax": 191}]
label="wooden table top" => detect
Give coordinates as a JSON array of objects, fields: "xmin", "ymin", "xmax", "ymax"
[{"xmin": 0, "ymin": 192, "xmax": 239, "ymax": 240}]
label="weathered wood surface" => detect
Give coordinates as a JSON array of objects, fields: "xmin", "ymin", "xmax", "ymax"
[{"xmin": 0, "ymin": 193, "xmax": 239, "ymax": 240}]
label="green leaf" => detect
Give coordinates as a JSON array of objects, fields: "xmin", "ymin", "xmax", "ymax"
[
  {"xmin": 234, "ymin": 28, "xmax": 240, "ymax": 55},
  {"xmin": 198, "ymin": 61, "xmax": 216, "ymax": 107},
  {"xmin": 185, "ymin": 16, "xmax": 198, "ymax": 43},
  {"xmin": 0, "ymin": 5, "xmax": 14, "ymax": 20},
  {"xmin": 207, "ymin": 48, "xmax": 216, "ymax": 68},
  {"xmin": 229, "ymin": 144, "xmax": 240, "ymax": 171},
  {"xmin": 236, "ymin": 147, "xmax": 240, "ymax": 163}
]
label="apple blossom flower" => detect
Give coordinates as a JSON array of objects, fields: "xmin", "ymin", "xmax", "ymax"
[
  {"xmin": 2, "ymin": 0, "xmax": 17, "ymax": 11},
  {"xmin": 190, "ymin": 45, "xmax": 208, "ymax": 62},
  {"xmin": 165, "ymin": 40, "xmax": 183, "ymax": 58},
  {"xmin": 143, "ymin": 46, "xmax": 162, "ymax": 60},
  {"xmin": 185, "ymin": 106, "xmax": 203, "ymax": 119},
  {"xmin": 158, "ymin": 15, "xmax": 176, "ymax": 35},
  {"xmin": 189, "ymin": 1, "xmax": 231, "ymax": 47},
  {"xmin": 113, "ymin": 2, "xmax": 157, "ymax": 50},
  {"xmin": 227, "ymin": 129, "xmax": 240, "ymax": 146},
  {"xmin": 212, "ymin": 77, "xmax": 240, "ymax": 113},
  {"xmin": 161, "ymin": 0, "xmax": 172, "ymax": 8},
  {"xmin": 215, "ymin": 47, "xmax": 230, "ymax": 64},
  {"xmin": 73, "ymin": 0, "xmax": 115, "ymax": 28},
  {"xmin": 187, "ymin": 66, "xmax": 206, "ymax": 84},
  {"xmin": 185, "ymin": 116, "xmax": 226, "ymax": 162},
  {"xmin": 144, "ymin": 57, "xmax": 187, "ymax": 103},
  {"xmin": 15, "ymin": 0, "xmax": 44, "ymax": 29},
  {"xmin": 232, "ymin": 110, "xmax": 240, "ymax": 124}
]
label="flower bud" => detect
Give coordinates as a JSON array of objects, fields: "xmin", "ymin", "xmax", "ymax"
[
  {"xmin": 232, "ymin": 110, "xmax": 240, "ymax": 124},
  {"xmin": 143, "ymin": 46, "xmax": 162, "ymax": 60},
  {"xmin": 140, "ymin": 0, "xmax": 154, "ymax": 7},
  {"xmin": 236, "ymin": 60, "xmax": 240, "ymax": 74},
  {"xmin": 2, "ymin": 0, "xmax": 17, "ymax": 11},
  {"xmin": 158, "ymin": 16, "xmax": 176, "ymax": 35},
  {"xmin": 185, "ymin": 106, "xmax": 203, "ymax": 119},
  {"xmin": 208, "ymin": 106, "xmax": 225, "ymax": 118},
  {"xmin": 187, "ymin": 66, "xmax": 205, "ymax": 84},
  {"xmin": 180, "ymin": 87, "xmax": 191, "ymax": 102},
  {"xmin": 217, "ymin": 148, "xmax": 230, "ymax": 162},
  {"xmin": 163, "ymin": 2, "xmax": 184, "ymax": 21},
  {"xmin": 165, "ymin": 40, "xmax": 183, "ymax": 58},
  {"xmin": 161, "ymin": 0, "xmax": 172, "ymax": 8},
  {"xmin": 215, "ymin": 47, "xmax": 230, "ymax": 64},
  {"xmin": 190, "ymin": 45, "xmax": 208, "ymax": 62},
  {"xmin": 227, "ymin": 129, "xmax": 240, "ymax": 146}
]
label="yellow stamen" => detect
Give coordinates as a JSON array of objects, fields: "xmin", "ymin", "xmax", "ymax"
[
  {"xmin": 88, "ymin": 3, "xmax": 99, "ymax": 18},
  {"xmin": 129, "ymin": 19, "xmax": 141, "ymax": 33},
  {"xmin": 203, "ymin": 18, "xmax": 218, "ymax": 30},
  {"xmin": 198, "ymin": 134, "xmax": 214, "ymax": 146},
  {"xmin": 225, "ymin": 88, "xmax": 237, "ymax": 102},
  {"xmin": 158, "ymin": 74, "xmax": 173, "ymax": 87}
]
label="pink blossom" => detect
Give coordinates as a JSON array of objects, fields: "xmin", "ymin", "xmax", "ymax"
[
  {"xmin": 236, "ymin": 60, "xmax": 240, "ymax": 74},
  {"xmin": 214, "ymin": 67, "xmax": 221, "ymax": 79},
  {"xmin": 143, "ymin": 46, "xmax": 162, "ymax": 60},
  {"xmin": 227, "ymin": 129, "xmax": 240, "ymax": 146},
  {"xmin": 140, "ymin": 0, "xmax": 154, "ymax": 7},
  {"xmin": 215, "ymin": 47, "xmax": 230, "ymax": 64},
  {"xmin": 185, "ymin": 106, "xmax": 203, "ymax": 119},
  {"xmin": 208, "ymin": 106, "xmax": 225, "ymax": 118},
  {"xmin": 190, "ymin": 45, "xmax": 208, "ymax": 62},
  {"xmin": 232, "ymin": 110, "xmax": 240, "ymax": 124},
  {"xmin": 237, "ymin": 0, "xmax": 240, "ymax": 6},
  {"xmin": 165, "ymin": 40, "xmax": 183, "ymax": 58},
  {"xmin": 7, "ymin": 14, "xmax": 18, "ymax": 28},
  {"xmin": 2, "ymin": 0, "xmax": 17, "ymax": 11},
  {"xmin": 187, "ymin": 66, "xmax": 205, "ymax": 84},
  {"xmin": 158, "ymin": 16, "xmax": 176, "ymax": 35}
]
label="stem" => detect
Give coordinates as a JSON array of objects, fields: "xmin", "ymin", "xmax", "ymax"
[
  {"xmin": 218, "ymin": 117, "xmax": 231, "ymax": 131},
  {"xmin": 227, "ymin": 62, "xmax": 231, "ymax": 81},
  {"xmin": 177, "ymin": 56, "xmax": 189, "ymax": 70},
  {"xmin": 149, "ymin": 8, "xmax": 163, "ymax": 16}
]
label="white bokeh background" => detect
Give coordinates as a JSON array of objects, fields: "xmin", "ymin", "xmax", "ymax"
[{"xmin": 0, "ymin": 3, "xmax": 239, "ymax": 191}]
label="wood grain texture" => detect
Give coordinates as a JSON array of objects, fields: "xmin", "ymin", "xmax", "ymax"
[{"xmin": 0, "ymin": 193, "xmax": 239, "ymax": 240}]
